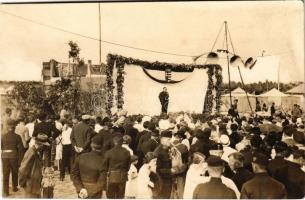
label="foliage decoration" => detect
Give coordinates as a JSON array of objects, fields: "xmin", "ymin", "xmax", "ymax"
[{"xmin": 105, "ymin": 54, "xmax": 223, "ymax": 115}]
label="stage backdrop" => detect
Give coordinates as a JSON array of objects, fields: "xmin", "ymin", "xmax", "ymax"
[{"xmin": 118, "ymin": 64, "xmax": 209, "ymax": 115}]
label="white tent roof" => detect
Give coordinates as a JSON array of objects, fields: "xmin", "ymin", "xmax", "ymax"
[
  {"xmin": 223, "ymin": 87, "xmax": 254, "ymax": 97},
  {"xmin": 286, "ymin": 84, "xmax": 304, "ymax": 95},
  {"xmin": 0, "ymin": 88, "xmax": 6, "ymax": 95},
  {"xmin": 258, "ymin": 88, "xmax": 288, "ymax": 97},
  {"xmin": 0, "ymin": 86, "xmax": 14, "ymax": 95}
]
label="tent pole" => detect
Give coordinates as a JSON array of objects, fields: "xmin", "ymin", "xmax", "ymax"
[
  {"xmin": 237, "ymin": 66, "xmax": 253, "ymax": 113},
  {"xmin": 224, "ymin": 21, "xmax": 233, "ymax": 107}
]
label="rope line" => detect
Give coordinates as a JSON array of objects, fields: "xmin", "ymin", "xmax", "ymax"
[
  {"xmin": 0, "ymin": 10, "xmax": 193, "ymax": 57},
  {"xmin": 0, "ymin": 10, "xmax": 297, "ymax": 60}
]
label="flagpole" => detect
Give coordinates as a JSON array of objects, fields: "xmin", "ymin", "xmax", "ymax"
[{"xmin": 98, "ymin": 3, "xmax": 102, "ymax": 65}]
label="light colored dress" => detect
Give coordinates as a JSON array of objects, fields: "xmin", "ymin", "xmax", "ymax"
[
  {"xmin": 136, "ymin": 163, "xmax": 154, "ymax": 199},
  {"xmin": 55, "ymin": 135, "xmax": 63, "ymax": 161},
  {"xmin": 183, "ymin": 163, "xmax": 207, "ymax": 199},
  {"xmin": 125, "ymin": 164, "xmax": 138, "ymax": 198}
]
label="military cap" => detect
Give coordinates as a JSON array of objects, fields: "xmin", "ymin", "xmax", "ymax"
[
  {"xmin": 206, "ymin": 155, "xmax": 224, "ymax": 167},
  {"xmin": 160, "ymin": 130, "xmax": 172, "ymax": 138},
  {"xmin": 252, "ymin": 153, "xmax": 269, "ymax": 166}
]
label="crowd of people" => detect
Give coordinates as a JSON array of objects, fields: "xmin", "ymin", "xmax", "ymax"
[{"xmin": 1, "ymin": 105, "xmax": 305, "ymax": 199}]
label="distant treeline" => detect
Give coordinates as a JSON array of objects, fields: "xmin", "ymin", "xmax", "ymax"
[{"xmin": 221, "ymin": 80, "xmax": 303, "ymax": 95}]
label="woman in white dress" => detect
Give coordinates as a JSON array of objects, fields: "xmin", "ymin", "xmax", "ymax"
[
  {"xmin": 136, "ymin": 153, "xmax": 157, "ymax": 199},
  {"xmin": 183, "ymin": 152, "xmax": 207, "ymax": 199},
  {"xmin": 125, "ymin": 155, "xmax": 138, "ymax": 198}
]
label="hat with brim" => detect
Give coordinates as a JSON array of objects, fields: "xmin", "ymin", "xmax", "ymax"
[
  {"xmin": 35, "ymin": 133, "xmax": 50, "ymax": 146},
  {"xmin": 82, "ymin": 115, "xmax": 91, "ymax": 120}
]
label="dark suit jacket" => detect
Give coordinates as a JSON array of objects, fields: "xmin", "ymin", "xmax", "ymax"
[
  {"xmin": 32, "ymin": 121, "xmax": 60, "ymax": 140},
  {"xmin": 136, "ymin": 130, "xmax": 151, "ymax": 156},
  {"xmin": 268, "ymin": 156, "xmax": 288, "ymax": 178},
  {"xmin": 232, "ymin": 167, "xmax": 254, "ymax": 191},
  {"xmin": 193, "ymin": 177, "xmax": 237, "ymax": 199},
  {"xmin": 241, "ymin": 172, "xmax": 287, "ymax": 199},
  {"xmin": 141, "ymin": 138, "xmax": 159, "ymax": 156},
  {"xmin": 70, "ymin": 122, "xmax": 94, "ymax": 152},
  {"xmin": 125, "ymin": 127, "xmax": 139, "ymax": 153},
  {"xmin": 274, "ymin": 162, "xmax": 305, "ymax": 199},
  {"xmin": 229, "ymin": 132, "xmax": 242, "ymax": 149},
  {"xmin": 71, "ymin": 151, "xmax": 104, "ymax": 196},
  {"xmin": 156, "ymin": 145, "xmax": 172, "ymax": 179}
]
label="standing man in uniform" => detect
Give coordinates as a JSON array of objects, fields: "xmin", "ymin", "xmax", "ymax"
[
  {"xmin": 159, "ymin": 87, "xmax": 169, "ymax": 114},
  {"xmin": 156, "ymin": 130, "xmax": 173, "ymax": 198},
  {"xmin": 71, "ymin": 136, "xmax": 104, "ymax": 199},
  {"xmin": 241, "ymin": 153, "xmax": 287, "ymax": 199},
  {"xmin": 1, "ymin": 120, "xmax": 24, "ymax": 197},
  {"xmin": 101, "ymin": 134, "xmax": 131, "ymax": 198},
  {"xmin": 193, "ymin": 156, "xmax": 237, "ymax": 199}
]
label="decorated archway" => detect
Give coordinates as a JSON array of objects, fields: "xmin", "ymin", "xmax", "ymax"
[{"xmin": 105, "ymin": 54, "xmax": 222, "ymax": 115}]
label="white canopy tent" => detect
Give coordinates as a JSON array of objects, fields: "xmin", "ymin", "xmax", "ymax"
[
  {"xmin": 257, "ymin": 88, "xmax": 289, "ymax": 109},
  {"xmin": 221, "ymin": 87, "xmax": 256, "ymax": 113}
]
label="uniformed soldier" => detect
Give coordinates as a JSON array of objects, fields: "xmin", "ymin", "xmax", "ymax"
[
  {"xmin": 193, "ymin": 156, "xmax": 237, "ymax": 199},
  {"xmin": 1, "ymin": 120, "xmax": 24, "ymax": 197},
  {"xmin": 241, "ymin": 153, "xmax": 287, "ymax": 199},
  {"xmin": 71, "ymin": 136, "xmax": 104, "ymax": 199},
  {"xmin": 100, "ymin": 133, "xmax": 131, "ymax": 199},
  {"xmin": 155, "ymin": 130, "xmax": 173, "ymax": 199}
]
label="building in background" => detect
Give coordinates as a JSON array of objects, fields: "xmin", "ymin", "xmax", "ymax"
[{"xmin": 42, "ymin": 59, "xmax": 106, "ymax": 91}]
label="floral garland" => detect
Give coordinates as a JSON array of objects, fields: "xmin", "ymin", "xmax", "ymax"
[
  {"xmin": 105, "ymin": 54, "xmax": 223, "ymax": 115},
  {"xmin": 105, "ymin": 55, "xmax": 115, "ymax": 116},
  {"xmin": 202, "ymin": 64, "xmax": 223, "ymax": 114}
]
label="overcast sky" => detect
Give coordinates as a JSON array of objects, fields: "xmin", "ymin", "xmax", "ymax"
[{"xmin": 0, "ymin": 1, "xmax": 303, "ymax": 83}]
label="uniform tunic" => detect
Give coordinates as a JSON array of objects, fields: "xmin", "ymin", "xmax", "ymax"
[
  {"xmin": 71, "ymin": 151, "xmax": 104, "ymax": 198},
  {"xmin": 101, "ymin": 145, "xmax": 131, "ymax": 199},
  {"xmin": 193, "ymin": 177, "xmax": 237, "ymax": 199},
  {"xmin": 1, "ymin": 131, "xmax": 24, "ymax": 195}
]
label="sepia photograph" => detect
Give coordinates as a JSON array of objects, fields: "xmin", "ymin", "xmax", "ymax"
[{"xmin": 0, "ymin": 1, "xmax": 304, "ymax": 199}]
